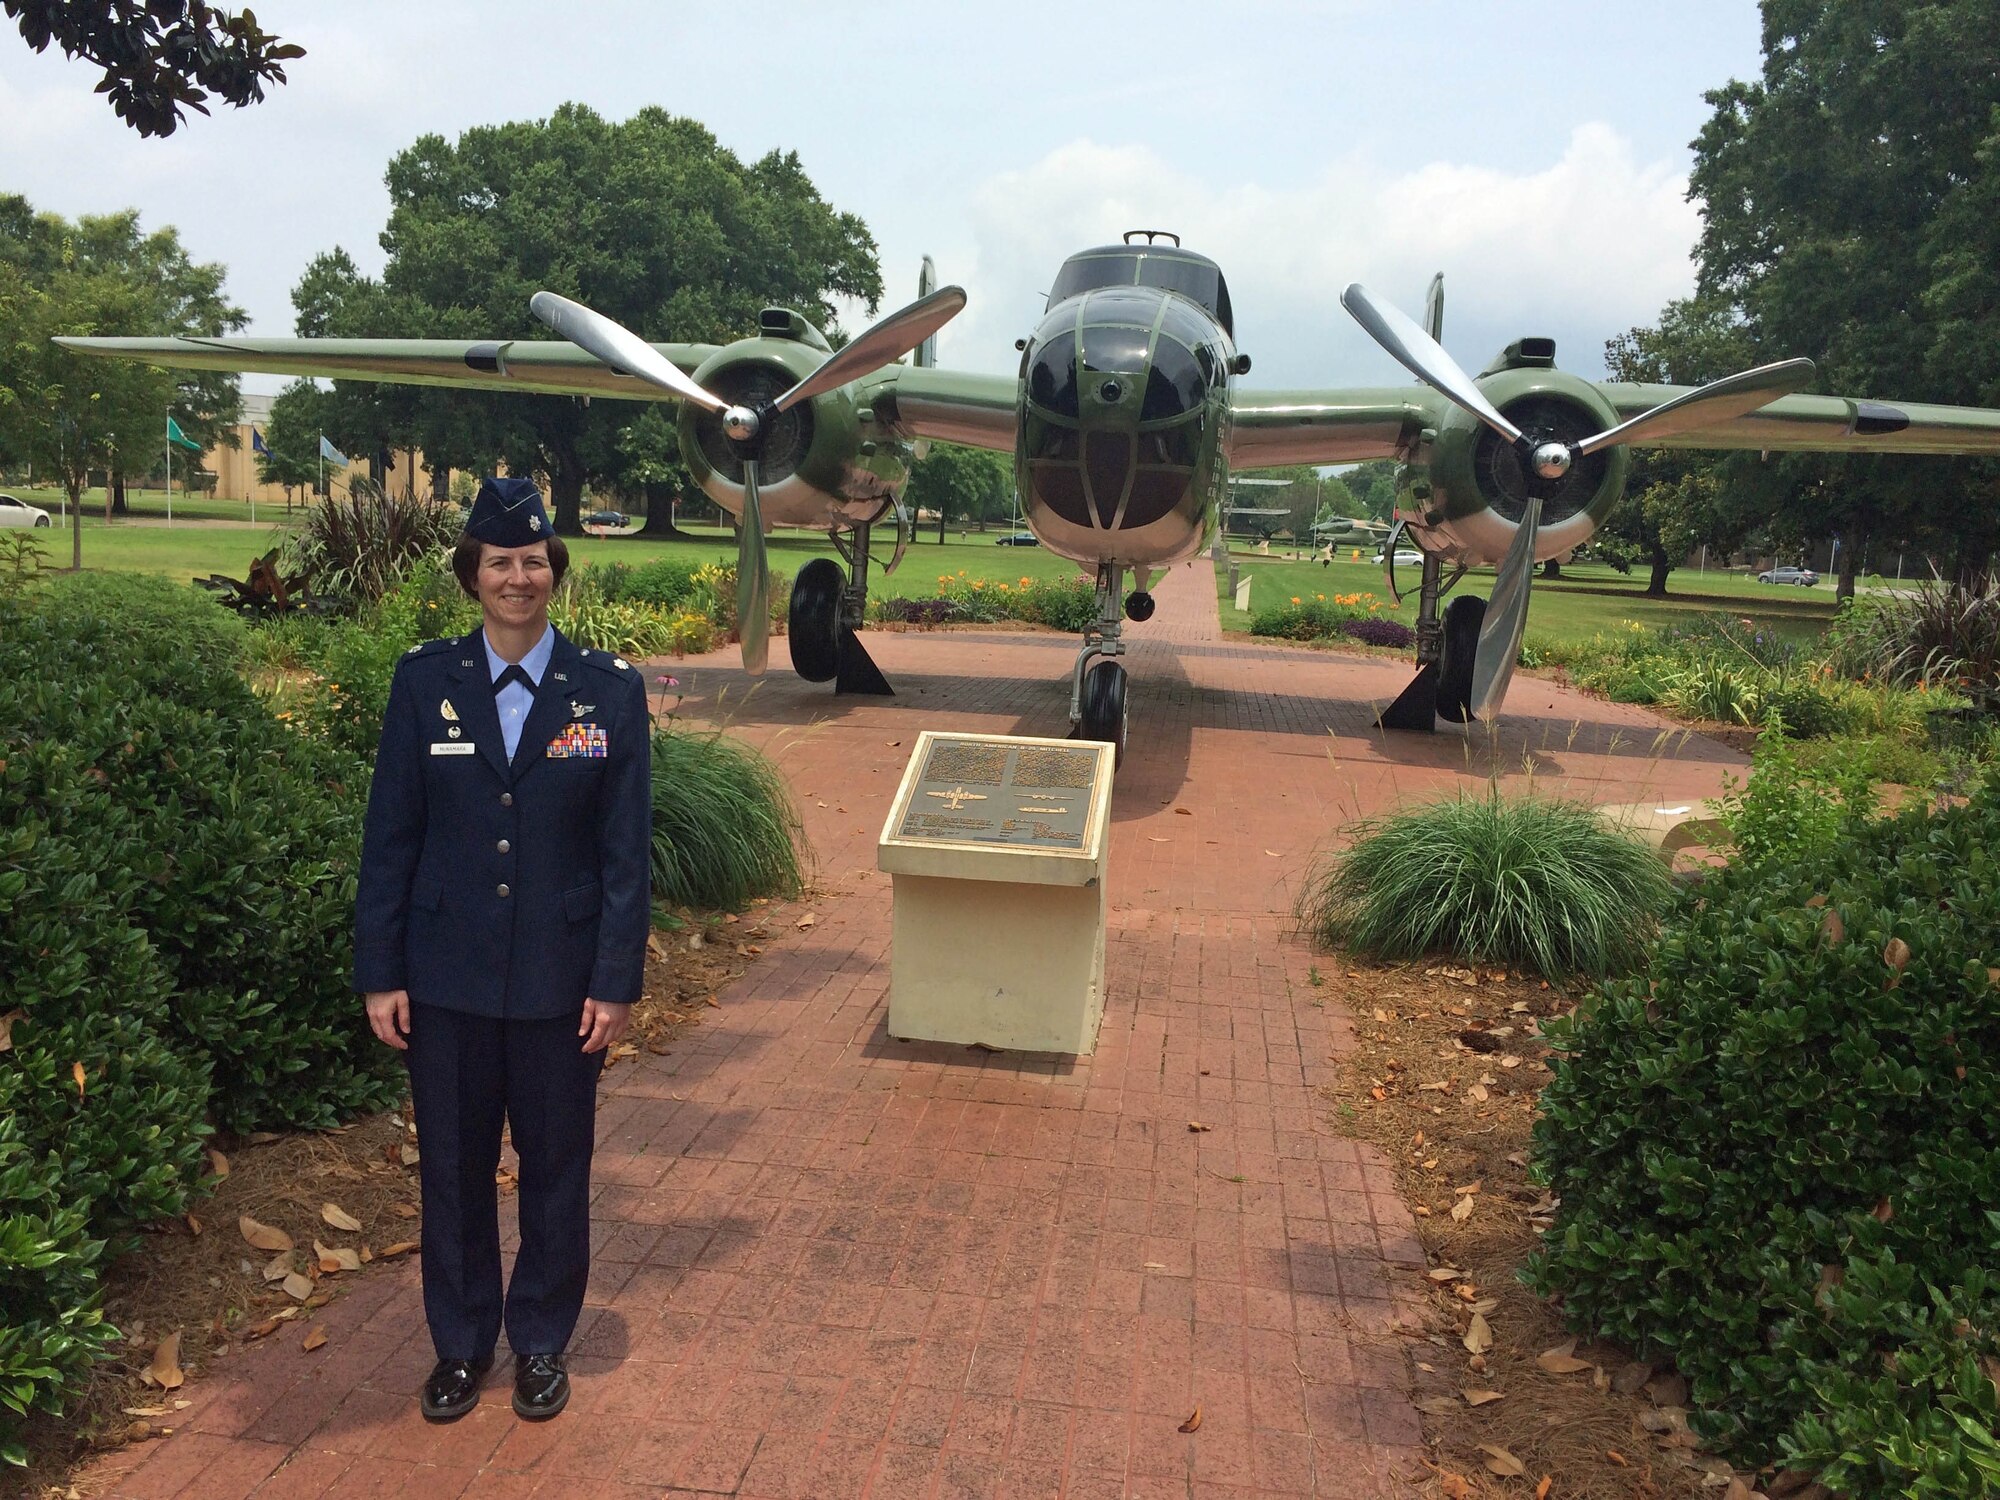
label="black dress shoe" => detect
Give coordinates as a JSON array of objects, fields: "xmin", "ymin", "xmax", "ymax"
[
  {"xmin": 420, "ymin": 1355, "xmax": 492, "ymax": 1422},
  {"xmin": 512, "ymin": 1353, "xmax": 570, "ymax": 1420}
]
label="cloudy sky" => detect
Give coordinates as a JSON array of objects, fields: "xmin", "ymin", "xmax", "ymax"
[{"xmin": 1, "ymin": 1, "xmax": 1765, "ymax": 396}]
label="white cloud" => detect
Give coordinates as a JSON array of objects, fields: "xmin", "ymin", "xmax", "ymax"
[{"xmin": 928, "ymin": 125, "xmax": 1701, "ymax": 388}]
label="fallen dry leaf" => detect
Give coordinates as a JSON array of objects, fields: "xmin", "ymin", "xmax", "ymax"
[
  {"xmin": 1440, "ymin": 1475, "xmax": 1474, "ymax": 1500},
  {"xmin": 1427, "ymin": 1267, "xmax": 1465, "ymax": 1283},
  {"xmin": 1479, "ymin": 1443, "xmax": 1525, "ymax": 1478},
  {"xmin": 142, "ymin": 1332, "xmax": 183, "ymax": 1391},
  {"xmin": 238, "ymin": 1216, "xmax": 293, "ymax": 1253},
  {"xmin": 71, "ymin": 1060, "xmax": 87, "ymax": 1098},
  {"xmin": 1173, "ymin": 807, "xmax": 1192, "ymax": 816},
  {"xmin": 1178, "ymin": 1405, "xmax": 1201, "ymax": 1433},
  {"xmin": 399, "ymin": 1142, "xmax": 421, "ymax": 1166},
  {"xmin": 1462, "ymin": 1388, "xmax": 1504, "ymax": 1406},
  {"xmin": 1468, "ymin": 1083, "xmax": 1489, "ymax": 1103},
  {"xmin": 301, "ymin": 1325, "xmax": 328, "ymax": 1352},
  {"xmin": 1535, "ymin": 1477, "xmax": 1553, "ymax": 1500},
  {"xmin": 206, "ymin": 1149, "xmax": 229, "ymax": 1180},
  {"xmin": 1417, "ymin": 1396, "xmax": 1462, "ymax": 1416},
  {"xmin": 282, "ymin": 1272, "xmax": 315, "ymax": 1301},
  {"xmin": 0, "ymin": 1008, "xmax": 22, "ymax": 1052},
  {"xmin": 378, "ymin": 1240, "xmax": 419, "ymax": 1259},
  {"xmin": 796, "ymin": 913, "xmax": 816, "ymax": 929},
  {"xmin": 1463, "ymin": 1312, "xmax": 1493, "ymax": 1354},
  {"xmin": 1186, "ymin": 1121, "xmax": 1213, "ymax": 1133},
  {"xmin": 185, "ymin": 1213, "xmax": 202, "ymax": 1236},
  {"xmin": 320, "ymin": 1203, "xmax": 361, "ymax": 1233},
  {"xmin": 1450, "ymin": 1195, "xmax": 1475, "ymax": 1223},
  {"xmin": 314, "ymin": 1240, "xmax": 361, "ymax": 1274},
  {"xmin": 390, "ymin": 1203, "xmax": 419, "ymax": 1220},
  {"xmin": 1538, "ymin": 1342, "xmax": 1594, "ymax": 1375}
]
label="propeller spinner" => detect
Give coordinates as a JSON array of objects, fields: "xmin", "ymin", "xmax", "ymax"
[
  {"xmin": 1340, "ymin": 282, "xmax": 1815, "ymax": 719},
  {"xmin": 529, "ymin": 285, "xmax": 967, "ymax": 675}
]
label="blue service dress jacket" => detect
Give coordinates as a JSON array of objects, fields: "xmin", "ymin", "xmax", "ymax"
[{"xmin": 352, "ymin": 629, "xmax": 652, "ymax": 1018}]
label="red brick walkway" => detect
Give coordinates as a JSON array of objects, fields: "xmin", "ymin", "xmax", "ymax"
[{"xmin": 85, "ymin": 560, "xmax": 1745, "ymax": 1499}]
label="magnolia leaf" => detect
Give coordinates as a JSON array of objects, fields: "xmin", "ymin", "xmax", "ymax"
[
  {"xmin": 71, "ymin": 1060, "xmax": 87, "ymax": 1098},
  {"xmin": 314, "ymin": 1240, "xmax": 361, "ymax": 1274},
  {"xmin": 1538, "ymin": 1343, "xmax": 1594, "ymax": 1375},
  {"xmin": 262, "ymin": 1251, "xmax": 295, "ymax": 1283},
  {"xmin": 282, "ymin": 1271, "xmax": 315, "ymax": 1301},
  {"xmin": 0, "ymin": 1008, "xmax": 23, "ymax": 1052},
  {"xmin": 1463, "ymin": 1312, "xmax": 1493, "ymax": 1354},
  {"xmin": 239, "ymin": 1216, "xmax": 294, "ymax": 1253},
  {"xmin": 1479, "ymin": 1444, "xmax": 1525, "ymax": 1477},
  {"xmin": 301, "ymin": 1325, "xmax": 328, "ymax": 1352},
  {"xmin": 391, "ymin": 1203, "xmax": 419, "ymax": 1220},
  {"xmin": 1417, "ymin": 1396, "xmax": 1462, "ymax": 1416},
  {"xmin": 1427, "ymin": 1267, "xmax": 1466, "ymax": 1283},
  {"xmin": 1450, "ymin": 1195, "xmax": 1475, "ymax": 1222},
  {"xmin": 1462, "ymin": 1388, "xmax": 1504, "ymax": 1406},
  {"xmin": 795, "ymin": 913, "xmax": 815, "ymax": 929},
  {"xmin": 399, "ymin": 1141, "xmax": 421, "ymax": 1166},
  {"xmin": 1468, "ymin": 1083, "xmax": 1490, "ymax": 1103},
  {"xmin": 207, "ymin": 1149, "xmax": 230, "ymax": 1180},
  {"xmin": 320, "ymin": 1203, "xmax": 361, "ymax": 1232},
  {"xmin": 1819, "ymin": 909, "xmax": 1845, "ymax": 944},
  {"xmin": 1884, "ymin": 936, "xmax": 1912, "ymax": 972},
  {"xmin": 1178, "ymin": 1405, "xmax": 1202, "ymax": 1433},
  {"xmin": 143, "ymin": 1332, "xmax": 183, "ymax": 1390}
]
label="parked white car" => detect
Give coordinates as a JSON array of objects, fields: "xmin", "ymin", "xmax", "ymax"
[
  {"xmin": 0, "ymin": 493, "xmax": 52, "ymax": 528},
  {"xmin": 1373, "ymin": 549, "xmax": 1424, "ymax": 567}
]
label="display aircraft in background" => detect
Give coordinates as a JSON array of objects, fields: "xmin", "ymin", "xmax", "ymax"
[{"xmin": 63, "ymin": 231, "xmax": 2000, "ymax": 767}]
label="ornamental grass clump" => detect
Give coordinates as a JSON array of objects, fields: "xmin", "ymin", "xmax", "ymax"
[
  {"xmin": 1297, "ymin": 792, "xmax": 1672, "ymax": 979},
  {"xmin": 648, "ymin": 726, "xmax": 807, "ymax": 910},
  {"xmin": 1526, "ymin": 776, "xmax": 2000, "ymax": 1493}
]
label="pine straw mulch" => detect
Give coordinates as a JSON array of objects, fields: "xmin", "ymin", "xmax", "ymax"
[
  {"xmin": 20, "ymin": 898, "xmax": 797, "ymax": 1500},
  {"xmin": 1316, "ymin": 959, "xmax": 1790, "ymax": 1500}
]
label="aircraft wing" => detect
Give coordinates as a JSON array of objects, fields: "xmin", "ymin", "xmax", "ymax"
[
  {"xmin": 863, "ymin": 364, "xmax": 1019, "ymax": 453},
  {"xmin": 1225, "ymin": 389, "xmax": 1421, "ymax": 469},
  {"xmin": 53, "ymin": 335, "xmax": 721, "ymax": 401},
  {"xmin": 1601, "ymin": 382, "xmax": 2000, "ymax": 455}
]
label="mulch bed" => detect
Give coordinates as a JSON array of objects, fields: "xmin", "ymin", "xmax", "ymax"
[
  {"xmin": 1314, "ymin": 959, "xmax": 1779, "ymax": 1500},
  {"xmin": 17, "ymin": 900, "xmax": 790, "ymax": 1499}
]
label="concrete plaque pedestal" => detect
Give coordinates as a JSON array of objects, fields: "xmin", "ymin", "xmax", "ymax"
[{"xmin": 876, "ymin": 731, "xmax": 1116, "ymax": 1055}]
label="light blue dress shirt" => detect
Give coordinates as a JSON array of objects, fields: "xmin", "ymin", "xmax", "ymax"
[{"xmin": 484, "ymin": 624, "xmax": 556, "ymax": 761}]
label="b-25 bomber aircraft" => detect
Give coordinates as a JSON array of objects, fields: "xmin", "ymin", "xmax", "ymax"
[{"xmin": 62, "ymin": 230, "xmax": 2000, "ymax": 765}]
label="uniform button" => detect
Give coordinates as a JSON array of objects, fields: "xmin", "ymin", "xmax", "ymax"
[
  {"xmin": 500, "ymin": 793, "xmax": 513, "ymax": 807},
  {"xmin": 497, "ymin": 839, "xmax": 511, "ymax": 854},
  {"xmin": 497, "ymin": 883, "xmax": 511, "ymax": 898}
]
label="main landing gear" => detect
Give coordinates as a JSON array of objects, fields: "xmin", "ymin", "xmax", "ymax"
[
  {"xmin": 1069, "ymin": 562, "xmax": 1151, "ymax": 768},
  {"xmin": 785, "ymin": 506, "xmax": 907, "ymax": 696},
  {"xmin": 1377, "ymin": 552, "xmax": 1484, "ymax": 731}
]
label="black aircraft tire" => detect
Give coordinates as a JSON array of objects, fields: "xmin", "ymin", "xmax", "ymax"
[
  {"xmin": 1079, "ymin": 660, "xmax": 1129, "ymax": 768},
  {"xmin": 788, "ymin": 557, "xmax": 843, "ymax": 683},
  {"xmin": 1436, "ymin": 593, "xmax": 1486, "ymax": 724}
]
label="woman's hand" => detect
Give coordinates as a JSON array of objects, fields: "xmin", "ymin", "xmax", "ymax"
[
  {"xmin": 579, "ymin": 999, "xmax": 632, "ymax": 1054},
  {"xmin": 365, "ymin": 990, "xmax": 412, "ymax": 1050}
]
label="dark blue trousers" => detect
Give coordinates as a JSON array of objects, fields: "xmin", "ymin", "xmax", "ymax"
[{"xmin": 405, "ymin": 1002, "xmax": 603, "ymax": 1360}]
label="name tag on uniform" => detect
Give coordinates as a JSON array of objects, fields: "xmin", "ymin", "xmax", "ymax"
[
  {"xmin": 430, "ymin": 742, "xmax": 477, "ymax": 756},
  {"xmin": 547, "ymin": 723, "xmax": 608, "ymax": 759}
]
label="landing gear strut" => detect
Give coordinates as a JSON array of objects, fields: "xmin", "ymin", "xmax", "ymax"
[
  {"xmin": 1070, "ymin": 562, "xmax": 1130, "ymax": 767},
  {"xmin": 787, "ymin": 511, "xmax": 902, "ymax": 696}
]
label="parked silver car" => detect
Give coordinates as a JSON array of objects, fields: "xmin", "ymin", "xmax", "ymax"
[
  {"xmin": 0, "ymin": 493, "xmax": 52, "ymax": 528},
  {"xmin": 1757, "ymin": 565, "xmax": 1819, "ymax": 586}
]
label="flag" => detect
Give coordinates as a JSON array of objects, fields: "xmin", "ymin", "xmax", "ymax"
[
  {"xmin": 252, "ymin": 427, "xmax": 270, "ymax": 457},
  {"xmin": 167, "ymin": 416, "xmax": 202, "ymax": 453},
  {"xmin": 319, "ymin": 435, "xmax": 348, "ymax": 465}
]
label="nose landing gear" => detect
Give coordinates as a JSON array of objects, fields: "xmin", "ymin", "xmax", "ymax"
[{"xmin": 1070, "ymin": 562, "xmax": 1133, "ymax": 767}]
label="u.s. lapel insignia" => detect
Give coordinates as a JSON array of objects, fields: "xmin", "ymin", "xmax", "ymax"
[
  {"xmin": 440, "ymin": 699, "xmax": 460, "ymax": 722},
  {"xmin": 569, "ymin": 700, "xmax": 594, "ymax": 720},
  {"xmin": 552, "ymin": 671, "xmax": 569, "ymax": 683}
]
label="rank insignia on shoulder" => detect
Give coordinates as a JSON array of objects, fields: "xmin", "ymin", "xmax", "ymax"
[
  {"xmin": 440, "ymin": 699, "xmax": 459, "ymax": 722},
  {"xmin": 405, "ymin": 644, "xmax": 421, "ymax": 655},
  {"xmin": 614, "ymin": 658, "xmax": 629, "ymax": 670}
]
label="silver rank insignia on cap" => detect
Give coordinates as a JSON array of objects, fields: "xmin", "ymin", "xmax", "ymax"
[
  {"xmin": 440, "ymin": 699, "xmax": 460, "ymax": 722},
  {"xmin": 529, "ymin": 513, "xmax": 543, "ymax": 532}
]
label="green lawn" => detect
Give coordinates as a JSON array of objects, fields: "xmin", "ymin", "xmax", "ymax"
[
  {"xmin": 4, "ymin": 483, "xmax": 300, "ymax": 525},
  {"xmin": 1218, "ymin": 549, "xmax": 1838, "ymax": 647}
]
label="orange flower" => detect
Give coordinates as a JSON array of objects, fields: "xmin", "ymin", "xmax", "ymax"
[{"xmin": 1290, "ymin": 596, "xmax": 1301, "ymax": 605}]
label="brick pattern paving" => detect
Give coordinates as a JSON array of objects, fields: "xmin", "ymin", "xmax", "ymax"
[{"xmin": 86, "ymin": 559, "xmax": 1744, "ymax": 1499}]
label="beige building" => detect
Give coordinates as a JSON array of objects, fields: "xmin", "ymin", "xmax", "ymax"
[{"xmin": 195, "ymin": 394, "xmax": 434, "ymax": 506}]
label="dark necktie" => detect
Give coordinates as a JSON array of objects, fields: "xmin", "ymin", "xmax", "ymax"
[{"xmin": 493, "ymin": 664, "xmax": 536, "ymax": 695}]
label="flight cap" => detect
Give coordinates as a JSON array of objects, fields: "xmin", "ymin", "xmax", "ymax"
[{"xmin": 465, "ymin": 476, "xmax": 550, "ymax": 547}]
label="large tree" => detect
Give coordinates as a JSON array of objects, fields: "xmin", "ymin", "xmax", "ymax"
[
  {"xmin": 1688, "ymin": 0, "xmax": 2000, "ymax": 592},
  {"xmin": 903, "ymin": 442, "xmax": 1012, "ymax": 531},
  {"xmin": 257, "ymin": 378, "xmax": 323, "ymax": 506},
  {"xmin": 4, "ymin": 1, "xmax": 299, "ymax": 137},
  {"xmin": 294, "ymin": 104, "xmax": 883, "ymax": 535},
  {"xmin": 0, "ymin": 198, "xmax": 242, "ymax": 562}
]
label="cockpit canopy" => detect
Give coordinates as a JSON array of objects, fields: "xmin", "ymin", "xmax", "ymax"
[{"xmin": 1047, "ymin": 243, "xmax": 1234, "ymax": 338}]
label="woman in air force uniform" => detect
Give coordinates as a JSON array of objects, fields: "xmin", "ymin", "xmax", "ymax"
[{"xmin": 353, "ymin": 477, "xmax": 652, "ymax": 1423}]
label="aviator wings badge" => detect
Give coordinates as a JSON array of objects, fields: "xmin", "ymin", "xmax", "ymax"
[{"xmin": 569, "ymin": 700, "xmax": 594, "ymax": 720}]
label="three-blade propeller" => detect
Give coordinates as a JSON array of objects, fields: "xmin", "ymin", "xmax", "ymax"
[
  {"xmin": 1340, "ymin": 281, "xmax": 1814, "ymax": 719},
  {"xmin": 529, "ymin": 285, "xmax": 966, "ymax": 674}
]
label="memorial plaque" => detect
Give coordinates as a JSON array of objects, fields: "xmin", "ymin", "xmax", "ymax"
[{"xmin": 882, "ymin": 732, "xmax": 1112, "ymax": 857}]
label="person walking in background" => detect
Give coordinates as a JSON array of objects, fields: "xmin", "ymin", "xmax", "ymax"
[{"xmin": 353, "ymin": 476, "xmax": 652, "ymax": 1422}]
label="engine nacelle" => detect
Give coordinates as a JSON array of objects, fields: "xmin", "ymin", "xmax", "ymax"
[
  {"xmin": 1401, "ymin": 364, "xmax": 1630, "ymax": 564},
  {"xmin": 676, "ymin": 310, "xmax": 913, "ymax": 532}
]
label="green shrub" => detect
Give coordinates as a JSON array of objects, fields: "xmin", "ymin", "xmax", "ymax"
[
  {"xmin": 283, "ymin": 480, "xmax": 461, "ymax": 608},
  {"xmin": 618, "ymin": 556, "xmax": 706, "ymax": 609},
  {"xmin": 1297, "ymin": 792, "xmax": 1672, "ymax": 978},
  {"xmin": 876, "ymin": 571, "xmax": 1099, "ymax": 633},
  {"xmin": 649, "ymin": 726, "xmax": 806, "ymax": 910},
  {"xmin": 1824, "ymin": 577, "xmax": 2000, "ymax": 697},
  {"xmin": 1250, "ymin": 590, "xmax": 1388, "ymax": 641},
  {"xmin": 1526, "ymin": 779, "xmax": 2000, "ymax": 1482},
  {"xmin": 0, "ymin": 532, "xmax": 48, "ymax": 599}
]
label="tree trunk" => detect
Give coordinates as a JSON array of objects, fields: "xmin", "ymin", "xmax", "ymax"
[
  {"xmin": 639, "ymin": 483, "xmax": 695, "ymax": 539},
  {"xmin": 1644, "ymin": 543, "xmax": 1672, "ymax": 597},
  {"xmin": 431, "ymin": 464, "xmax": 451, "ymax": 505},
  {"xmin": 109, "ymin": 469, "xmax": 130, "ymax": 517},
  {"xmin": 1540, "ymin": 558, "xmax": 1562, "ymax": 580},
  {"xmin": 1837, "ymin": 532, "xmax": 1861, "ymax": 602},
  {"xmin": 549, "ymin": 461, "xmax": 585, "ymax": 536},
  {"xmin": 67, "ymin": 478, "xmax": 84, "ymax": 571}
]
